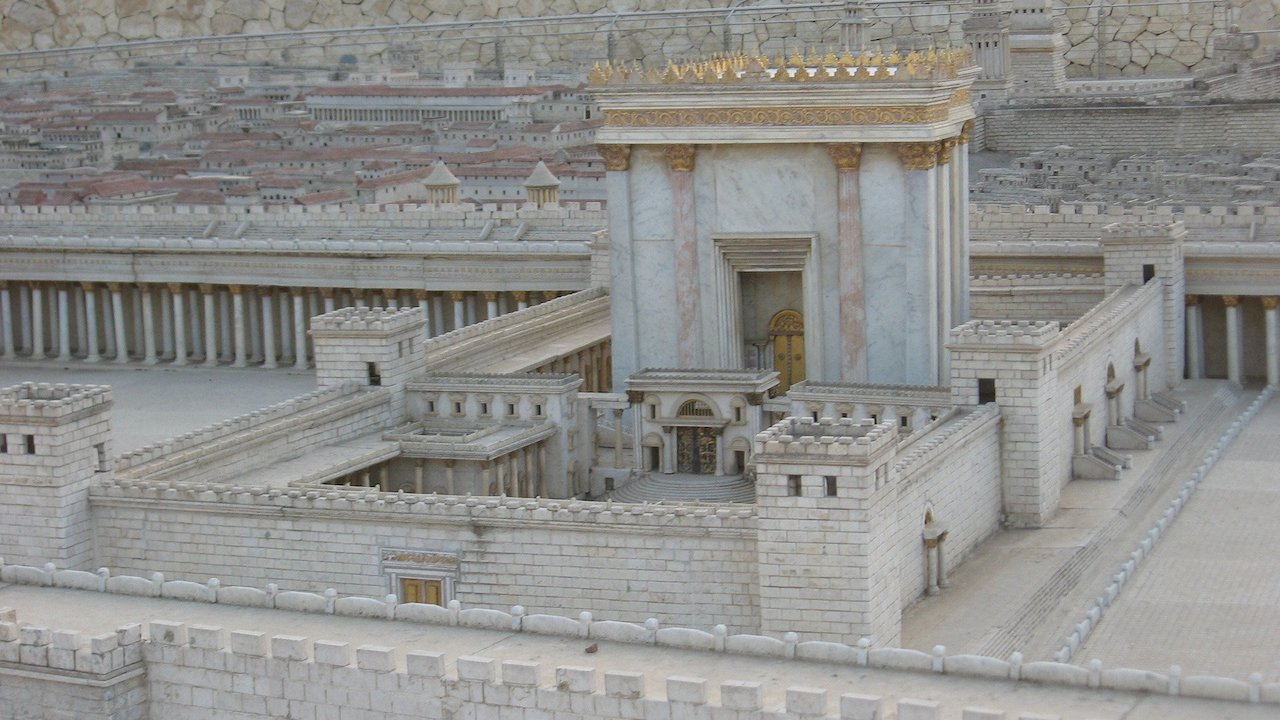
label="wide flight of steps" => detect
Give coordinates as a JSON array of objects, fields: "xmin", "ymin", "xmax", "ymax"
[{"xmin": 605, "ymin": 472, "xmax": 756, "ymax": 504}]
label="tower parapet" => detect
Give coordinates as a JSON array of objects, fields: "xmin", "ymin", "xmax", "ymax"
[
  {"xmin": 311, "ymin": 307, "xmax": 427, "ymax": 420},
  {"xmin": 0, "ymin": 382, "xmax": 113, "ymax": 569},
  {"xmin": 753, "ymin": 416, "xmax": 901, "ymax": 645}
]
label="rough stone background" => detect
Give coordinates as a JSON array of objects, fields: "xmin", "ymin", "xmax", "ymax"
[{"xmin": 0, "ymin": 0, "xmax": 1270, "ymax": 77}]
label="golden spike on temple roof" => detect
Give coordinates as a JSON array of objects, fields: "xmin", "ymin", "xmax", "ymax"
[
  {"xmin": 886, "ymin": 50, "xmax": 903, "ymax": 65},
  {"xmin": 837, "ymin": 48, "xmax": 854, "ymax": 68},
  {"xmin": 823, "ymin": 48, "xmax": 839, "ymax": 67}
]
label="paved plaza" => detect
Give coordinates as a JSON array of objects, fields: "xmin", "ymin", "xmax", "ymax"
[
  {"xmin": 902, "ymin": 381, "xmax": 1253, "ymax": 663},
  {"xmin": 1075, "ymin": 391, "xmax": 1280, "ymax": 680},
  {"xmin": 0, "ymin": 360, "xmax": 316, "ymax": 452}
]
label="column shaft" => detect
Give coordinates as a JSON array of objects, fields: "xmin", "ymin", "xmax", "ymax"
[
  {"xmin": 202, "ymin": 286, "xmax": 218, "ymax": 367},
  {"xmin": 1224, "ymin": 296, "xmax": 1243, "ymax": 385},
  {"xmin": 30, "ymin": 284, "xmax": 45, "ymax": 359},
  {"xmin": 110, "ymin": 284, "xmax": 128, "ymax": 363},
  {"xmin": 0, "ymin": 283, "xmax": 13, "ymax": 359},
  {"xmin": 170, "ymin": 284, "xmax": 187, "ymax": 366},
  {"xmin": 139, "ymin": 285, "xmax": 158, "ymax": 364},
  {"xmin": 261, "ymin": 288, "xmax": 277, "ymax": 368},
  {"xmin": 231, "ymin": 286, "xmax": 247, "ymax": 367},
  {"xmin": 293, "ymin": 292, "xmax": 308, "ymax": 369},
  {"xmin": 56, "ymin": 285, "xmax": 71, "ymax": 361},
  {"xmin": 83, "ymin": 284, "xmax": 100, "ymax": 362},
  {"xmin": 830, "ymin": 144, "xmax": 866, "ymax": 381},
  {"xmin": 1185, "ymin": 296, "xmax": 1204, "ymax": 380}
]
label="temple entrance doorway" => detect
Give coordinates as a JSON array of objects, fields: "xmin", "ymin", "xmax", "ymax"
[
  {"xmin": 769, "ymin": 309, "xmax": 805, "ymax": 393},
  {"xmin": 676, "ymin": 426, "xmax": 717, "ymax": 474}
]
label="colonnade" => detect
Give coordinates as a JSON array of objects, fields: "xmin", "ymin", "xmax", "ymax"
[
  {"xmin": 1185, "ymin": 294, "xmax": 1280, "ymax": 386},
  {"xmin": 330, "ymin": 445, "xmax": 550, "ymax": 498},
  {"xmin": 533, "ymin": 338, "xmax": 612, "ymax": 392},
  {"xmin": 0, "ymin": 281, "xmax": 561, "ymax": 368}
]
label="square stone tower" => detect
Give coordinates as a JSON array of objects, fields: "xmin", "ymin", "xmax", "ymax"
[
  {"xmin": 1102, "ymin": 221, "xmax": 1186, "ymax": 382},
  {"xmin": 592, "ymin": 49, "xmax": 978, "ymax": 390},
  {"xmin": 0, "ymin": 383, "xmax": 113, "ymax": 569},
  {"xmin": 753, "ymin": 416, "xmax": 901, "ymax": 646},
  {"xmin": 310, "ymin": 307, "xmax": 427, "ymax": 420}
]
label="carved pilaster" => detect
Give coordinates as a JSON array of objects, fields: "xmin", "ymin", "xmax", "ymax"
[
  {"xmin": 897, "ymin": 142, "xmax": 940, "ymax": 170},
  {"xmin": 597, "ymin": 144, "xmax": 632, "ymax": 171},
  {"xmin": 663, "ymin": 144, "xmax": 696, "ymax": 172},
  {"xmin": 827, "ymin": 143, "xmax": 863, "ymax": 172}
]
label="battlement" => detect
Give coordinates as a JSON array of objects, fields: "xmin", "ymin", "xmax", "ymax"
[
  {"xmin": 0, "ymin": 383, "xmax": 112, "ymax": 421},
  {"xmin": 91, "ymin": 480, "xmax": 758, "ymax": 530},
  {"xmin": 1102, "ymin": 221, "xmax": 1188, "ymax": 242},
  {"xmin": 753, "ymin": 416, "xmax": 898, "ymax": 462},
  {"xmin": 948, "ymin": 319, "xmax": 1061, "ymax": 348},
  {"xmin": 309, "ymin": 306, "xmax": 425, "ymax": 336}
]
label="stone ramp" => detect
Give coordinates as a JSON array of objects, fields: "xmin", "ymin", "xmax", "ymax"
[
  {"xmin": 903, "ymin": 381, "xmax": 1246, "ymax": 660},
  {"xmin": 605, "ymin": 472, "xmax": 756, "ymax": 504}
]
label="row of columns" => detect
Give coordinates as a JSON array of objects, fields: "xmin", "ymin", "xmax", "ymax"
[
  {"xmin": 0, "ymin": 281, "xmax": 561, "ymax": 368},
  {"xmin": 1185, "ymin": 294, "xmax": 1280, "ymax": 386},
  {"xmin": 331, "ymin": 444, "xmax": 548, "ymax": 499},
  {"xmin": 534, "ymin": 340, "xmax": 612, "ymax": 393}
]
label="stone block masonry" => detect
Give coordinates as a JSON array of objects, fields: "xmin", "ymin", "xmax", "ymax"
[{"xmin": 90, "ymin": 484, "xmax": 761, "ymax": 632}]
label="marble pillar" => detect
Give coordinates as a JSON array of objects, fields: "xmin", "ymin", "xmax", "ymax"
[
  {"xmin": 30, "ymin": 283, "xmax": 44, "ymax": 359},
  {"xmin": 1265, "ymin": 297, "xmax": 1279, "ymax": 387},
  {"xmin": 109, "ymin": 283, "xmax": 128, "ymax": 363},
  {"xmin": 666, "ymin": 144, "xmax": 700, "ymax": 367},
  {"xmin": 230, "ymin": 285, "xmax": 247, "ymax": 368},
  {"xmin": 55, "ymin": 285, "xmax": 70, "ymax": 361},
  {"xmin": 0, "ymin": 282, "xmax": 13, "ymax": 359},
  {"xmin": 169, "ymin": 284, "xmax": 187, "ymax": 366},
  {"xmin": 897, "ymin": 141, "xmax": 942, "ymax": 385},
  {"xmin": 1224, "ymin": 295, "xmax": 1242, "ymax": 385},
  {"xmin": 450, "ymin": 291, "xmax": 465, "ymax": 331},
  {"xmin": 320, "ymin": 287, "xmax": 336, "ymax": 314},
  {"xmin": 828, "ymin": 143, "xmax": 866, "ymax": 381},
  {"xmin": 159, "ymin": 286, "xmax": 173, "ymax": 359},
  {"xmin": 260, "ymin": 288, "xmax": 277, "ymax": 369},
  {"xmin": 514, "ymin": 291, "xmax": 529, "ymax": 311},
  {"xmin": 484, "ymin": 292, "xmax": 498, "ymax": 321},
  {"xmin": 415, "ymin": 289, "xmax": 431, "ymax": 337},
  {"xmin": 139, "ymin": 284, "xmax": 158, "ymax": 365},
  {"xmin": 82, "ymin": 283, "xmax": 100, "ymax": 362},
  {"xmin": 293, "ymin": 292, "xmax": 308, "ymax": 369},
  {"xmin": 17, "ymin": 284, "xmax": 30, "ymax": 354},
  {"xmin": 1185, "ymin": 294, "xmax": 1203, "ymax": 380},
  {"xmin": 201, "ymin": 285, "xmax": 218, "ymax": 367}
]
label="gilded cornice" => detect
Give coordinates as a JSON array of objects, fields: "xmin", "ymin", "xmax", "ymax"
[
  {"xmin": 898, "ymin": 142, "xmax": 941, "ymax": 171},
  {"xmin": 606, "ymin": 104, "xmax": 951, "ymax": 128}
]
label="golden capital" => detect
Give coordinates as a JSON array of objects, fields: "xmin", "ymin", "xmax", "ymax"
[
  {"xmin": 448, "ymin": 291, "xmax": 466, "ymax": 301},
  {"xmin": 1223, "ymin": 294, "xmax": 1240, "ymax": 308},
  {"xmin": 663, "ymin": 144, "xmax": 696, "ymax": 173},
  {"xmin": 106, "ymin": 282, "xmax": 124, "ymax": 293},
  {"xmin": 167, "ymin": 283, "xmax": 184, "ymax": 294},
  {"xmin": 482, "ymin": 291, "xmax": 498, "ymax": 301},
  {"xmin": 898, "ymin": 142, "xmax": 940, "ymax": 171},
  {"xmin": 827, "ymin": 143, "xmax": 863, "ymax": 171},
  {"xmin": 79, "ymin": 281, "xmax": 94, "ymax": 292},
  {"xmin": 937, "ymin": 137, "xmax": 958, "ymax": 165},
  {"xmin": 1263, "ymin": 297, "xmax": 1280, "ymax": 310},
  {"xmin": 228, "ymin": 284, "xmax": 243, "ymax": 294},
  {"xmin": 597, "ymin": 144, "xmax": 631, "ymax": 172},
  {"xmin": 512, "ymin": 291, "xmax": 529, "ymax": 302},
  {"xmin": 318, "ymin": 286, "xmax": 335, "ymax": 298},
  {"xmin": 199, "ymin": 283, "xmax": 215, "ymax": 294},
  {"xmin": 1184, "ymin": 294, "xmax": 1199, "ymax": 306},
  {"xmin": 959, "ymin": 119, "xmax": 975, "ymax": 145},
  {"xmin": 413, "ymin": 288, "xmax": 429, "ymax": 301}
]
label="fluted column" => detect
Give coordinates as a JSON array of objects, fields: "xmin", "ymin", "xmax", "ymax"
[
  {"xmin": 138, "ymin": 284, "xmax": 158, "ymax": 364},
  {"xmin": 450, "ymin": 291, "xmax": 465, "ymax": 330},
  {"xmin": 898, "ymin": 141, "xmax": 943, "ymax": 385},
  {"xmin": 260, "ymin": 287, "xmax": 277, "ymax": 369},
  {"xmin": 168, "ymin": 284, "xmax": 187, "ymax": 366},
  {"xmin": 159, "ymin": 285, "xmax": 173, "ymax": 360},
  {"xmin": 1185, "ymin": 294, "xmax": 1203, "ymax": 380},
  {"xmin": 55, "ymin": 284, "xmax": 71, "ymax": 361},
  {"xmin": 109, "ymin": 283, "xmax": 128, "ymax": 363},
  {"xmin": 829, "ymin": 143, "xmax": 866, "ymax": 381},
  {"xmin": 1224, "ymin": 295, "xmax": 1242, "ymax": 385},
  {"xmin": 666, "ymin": 144, "xmax": 700, "ymax": 367},
  {"xmin": 0, "ymin": 282, "xmax": 13, "ymax": 359},
  {"xmin": 514, "ymin": 291, "xmax": 529, "ymax": 311},
  {"xmin": 82, "ymin": 283, "xmax": 100, "ymax": 362},
  {"xmin": 30, "ymin": 283, "xmax": 45, "ymax": 359},
  {"xmin": 293, "ymin": 291, "xmax": 308, "ymax": 369},
  {"xmin": 484, "ymin": 291, "xmax": 499, "ymax": 320},
  {"xmin": 230, "ymin": 285, "xmax": 247, "ymax": 367},
  {"xmin": 201, "ymin": 285, "xmax": 218, "ymax": 367},
  {"xmin": 1265, "ymin": 297, "xmax": 1279, "ymax": 387}
]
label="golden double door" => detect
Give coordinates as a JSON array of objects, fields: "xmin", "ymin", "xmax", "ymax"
[
  {"xmin": 769, "ymin": 309, "xmax": 805, "ymax": 393},
  {"xmin": 676, "ymin": 427, "xmax": 717, "ymax": 474}
]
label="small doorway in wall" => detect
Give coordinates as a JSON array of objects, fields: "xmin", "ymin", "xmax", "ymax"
[
  {"xmin": 399, "ymin": 577, "xmax": 443, "ymax": 606},
  {"xmin": 676, "ymin": 427, "xmax": 717, "ymax": 474},
  {"xmin": 645, "ymin": 445, "xmax": 661, "ymax": 472}
]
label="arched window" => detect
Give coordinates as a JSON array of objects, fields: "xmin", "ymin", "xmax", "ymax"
[{"xmin": 677, "ymin": 399, "xmax": 714, "ymax": 418}]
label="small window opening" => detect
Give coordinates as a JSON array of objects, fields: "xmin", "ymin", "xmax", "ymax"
[
  {"xmin": 978, "ymin": 378, "xmax": 997, "ymax": 404},
  {"xmin": 0, "ymin": 435, "xmax": 6, "ymax": 453},
  {"xmin": 480, "ymin": 402, "xmax": 489, "ymax": 416},
  {"xmin": 367, "ymin": 362, "xmax": 382, "ymax": 386},
  {"xmin": 453, "ymin": 402, "xmax": 463, "ymax": 415},
  {"xmin": 824, "ymin": 476, "xmax": 838, "ymax": 497},
  {"xmin": 506, "ymin": 402, "xmax": 516, "ymax": 416},
  {"xmin": 788, "ymin": 475, "xmax": 802, "ymax": 496},
  {"xmin": 899, "ymin": 415, "xmax": 909, "ymax": 428},
  {"xmin": 24, "ymin": 435, "xmax": 35, "ymax": 454},
  {"xmin": 95, "ymin": 442, "xmax": 109, "ymax": 472},
  {"xmin": 534, "ymin": 404, "xmax": 544, "ymax": 416},
  {"xmin": 1142, "ymin": 264, "xmax": 1156, "ymax": 283}
]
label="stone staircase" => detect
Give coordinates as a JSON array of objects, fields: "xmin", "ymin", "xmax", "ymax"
[{"xmin": 605, "ymin": 472, "xmax": 756, "ymax": 504}]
